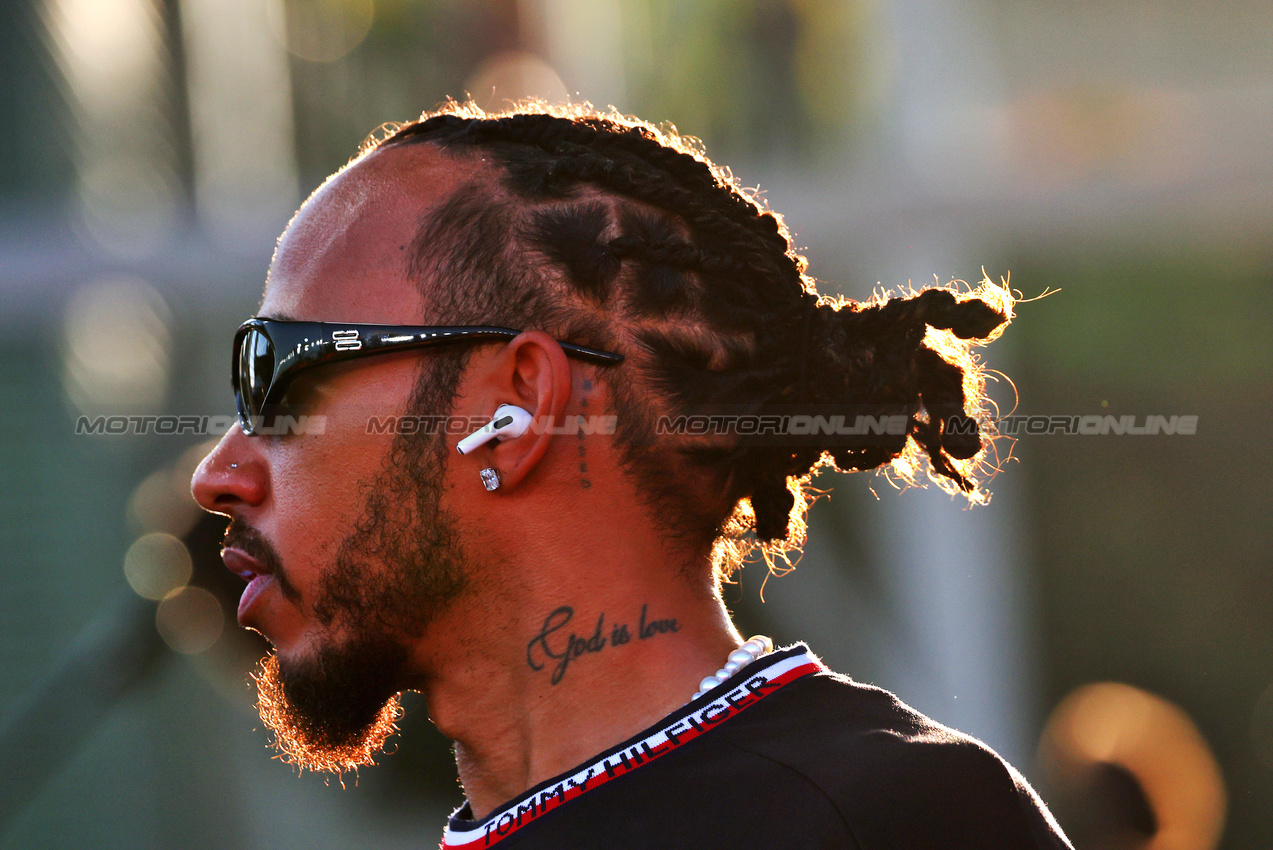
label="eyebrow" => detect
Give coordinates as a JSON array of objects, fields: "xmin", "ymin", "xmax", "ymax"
[{"xmin": 257, "ymin": 311, "xmax": 298, "ymax": 322}]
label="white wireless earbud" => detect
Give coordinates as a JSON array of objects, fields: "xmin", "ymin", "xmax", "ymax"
[{"xmin": 456, "ymin": 404, "xmax": 533, "ymax": 455}]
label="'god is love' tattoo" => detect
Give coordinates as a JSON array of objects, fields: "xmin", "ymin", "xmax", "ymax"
[{"xmin": 525, "ymin": 603, "xmax": 680, "ymax": 685}]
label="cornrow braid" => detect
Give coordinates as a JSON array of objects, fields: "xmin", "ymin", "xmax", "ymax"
[{"xmin": 373, "ymin": 101, "xmax": 1012, "ymax": 574}]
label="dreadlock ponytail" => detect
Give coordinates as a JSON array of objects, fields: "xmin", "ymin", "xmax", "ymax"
[
  {"xmin": 726, "ymin": 285, "xmax": 1010, "ymax": 544},
  {"xmin": 375, "ymin": 101, "xmax": 1013, "ymax": 564}
]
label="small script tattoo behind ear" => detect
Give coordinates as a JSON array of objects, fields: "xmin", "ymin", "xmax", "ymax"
[{"xmin": 578, "ymin": 379, "xmax": 592, "ymax": 489}]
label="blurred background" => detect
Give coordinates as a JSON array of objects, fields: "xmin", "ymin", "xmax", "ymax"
[{"xmin": 1, "ymin": 0, "xmax": 1269, "ymax": 847}]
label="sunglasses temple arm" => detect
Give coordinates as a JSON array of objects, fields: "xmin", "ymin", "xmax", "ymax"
[
  {"xmin": 357, "ymin": 332, "xmax": 623, "ymax": 365},
  {"xmin": 557, "ymin": 342, "xmax": 624, "ymax": 364}
]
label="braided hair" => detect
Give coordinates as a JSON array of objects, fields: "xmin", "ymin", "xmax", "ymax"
[{"xmin": 372, "ymin": 101, "xmax": 1012, "ymax": 577}]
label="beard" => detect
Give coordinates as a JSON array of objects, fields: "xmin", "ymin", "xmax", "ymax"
[
  {"xmin": 252, "ymin": 642, "xmax": 406, "ymax": 775},
  {"xmin": 252, "ymin": 352, "xmax": 472, "ymax": 775}
]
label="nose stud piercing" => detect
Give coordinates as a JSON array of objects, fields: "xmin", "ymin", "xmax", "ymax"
[{"xmin": 479, "ymin": 468, "xmax": 502, "ymax": 491}]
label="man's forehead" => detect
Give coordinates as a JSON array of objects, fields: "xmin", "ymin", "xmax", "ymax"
[{"xmin": 262, "ymin": 143, "xmax": 486, "ymax": 324}]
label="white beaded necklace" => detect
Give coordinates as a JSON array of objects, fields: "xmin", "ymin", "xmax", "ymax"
[{"xmin": 691, "ymin": 635, "xmax": 774, "ymax": 700}]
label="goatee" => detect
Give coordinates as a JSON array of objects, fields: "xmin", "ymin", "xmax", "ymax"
[{"xmin": 252, "ymin": 637, "xmax": 407, "ymax": 775}]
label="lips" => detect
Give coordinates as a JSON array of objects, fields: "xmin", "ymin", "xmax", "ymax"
[{"xmin": 222, "ymin": 547, "xmax": 272, "ymax": 624}]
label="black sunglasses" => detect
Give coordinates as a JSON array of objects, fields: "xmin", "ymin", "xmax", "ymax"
[{"xmin": 232, "ymin": 318, "xmax": 623, "ymax": 435}]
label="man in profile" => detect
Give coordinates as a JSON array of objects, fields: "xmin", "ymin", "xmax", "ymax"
[{"xmin": 192, "ymin": 102, "xmax": 1072, "ymax": 848}]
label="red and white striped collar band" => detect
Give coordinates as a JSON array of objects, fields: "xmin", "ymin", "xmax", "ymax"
[{"xmin": 442, "ymin": 643, "xmax": 823, "ymax": 849}]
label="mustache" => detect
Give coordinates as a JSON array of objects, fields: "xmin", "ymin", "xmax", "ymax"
[{"xmin": 223, "ymin": 520, "xmax": 301, "ymax": 603}]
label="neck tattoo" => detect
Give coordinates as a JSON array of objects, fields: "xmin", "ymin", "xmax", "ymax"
[{"xmin": 691, "ymin": 636, "xmax": 773, "ymax": 700}]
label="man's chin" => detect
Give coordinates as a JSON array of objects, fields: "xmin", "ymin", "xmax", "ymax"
[{"xmin": 253, "ymin": 649, "xmax": 406, "ymax": 775}]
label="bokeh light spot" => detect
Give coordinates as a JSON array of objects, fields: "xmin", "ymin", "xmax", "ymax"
[
  {"xmin": 124, "ymin": 532, "xmax": 193, "ymax": 601},
  {"xmin": 267, "ymin": 0, "xmax": 375, "ymax": 63},
  {"xmin": 156, "ymin": 587, "xmax": 225, "ymax": 654},
  {"xmin": 464, "ymin": 51, "xmax": 569, "ymax": 114},
  {"xmin": 1039, "ymin": 682, "xmax": 1226, "ymax": 850},
  {"xmin": 61, "ymin": 277, "xmax": 171, "ymax": 413},
  {"xmin": 127, "ymin": 466, "xmax": 204, "ymax": 538}
]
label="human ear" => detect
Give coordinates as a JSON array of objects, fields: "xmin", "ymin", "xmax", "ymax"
[{"xmin": 465, "ymin": 330, "xmax": 572, "ymax": 490}]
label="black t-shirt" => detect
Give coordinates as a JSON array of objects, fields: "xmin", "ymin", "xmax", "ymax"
[{"xmin": 442, "ymin": 644, "xmax": 1073, "ymax": 849}]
